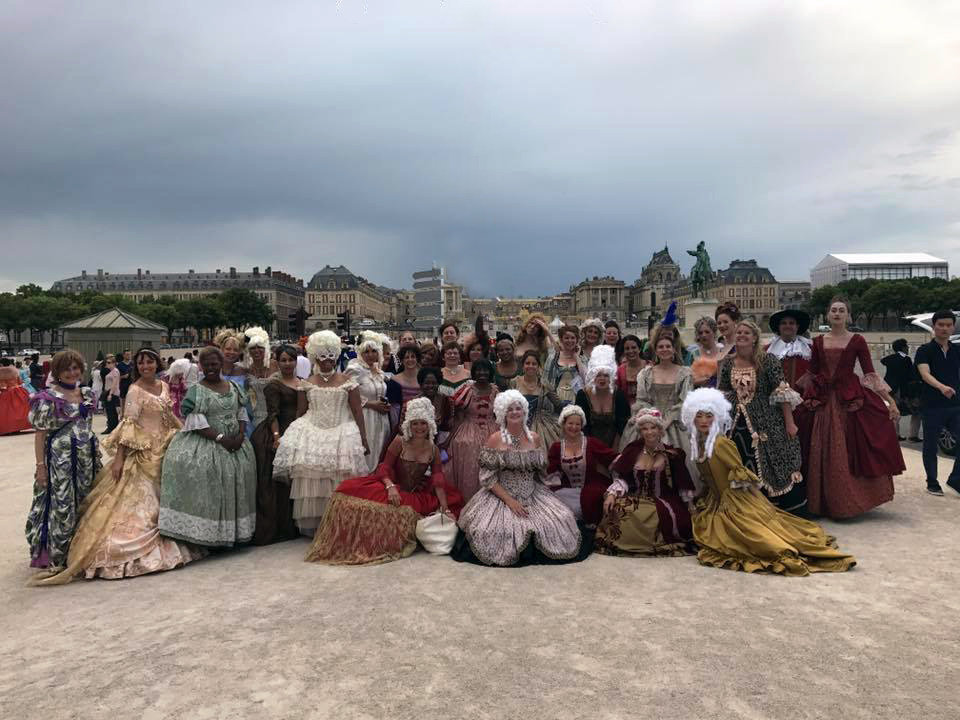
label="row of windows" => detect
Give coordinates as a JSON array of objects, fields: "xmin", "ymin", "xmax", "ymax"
[
  {"xmin": 727, "ymin": 286, "xmax": 776, "ymax": 298},
  {"xmin": 59, "ymin": 279, "xmax": 302, "ymax": 293},
  {"xmin": 848, "ymin": 266, "xmax": 948, "ymax": 280}
]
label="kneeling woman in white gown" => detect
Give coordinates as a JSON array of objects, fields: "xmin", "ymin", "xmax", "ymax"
[{"xmin": 452, "ymin": 389, "xmax": 590, "ymax": 567}]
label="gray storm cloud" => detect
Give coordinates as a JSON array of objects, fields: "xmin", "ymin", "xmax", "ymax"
[{"xmin": 1, "ymin": 0, "xmax": 958, "ymax": 294}]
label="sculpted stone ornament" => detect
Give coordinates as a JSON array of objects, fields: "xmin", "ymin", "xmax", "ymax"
[{"xmin": 687, "ymin": 241, "xmax": 714, "ymax": 299}]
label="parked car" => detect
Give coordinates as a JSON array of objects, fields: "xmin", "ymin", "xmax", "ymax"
[
  {"xmin": 847, "ymin": 324, "xmax": 865, "ymax": 332},
  {"xmin": 818, "ymin": 325, "xmax": 830, "ymax": 332},
  {"xmin": 21, "ymin": 348, "xmax": 40, "ymax": 357}
]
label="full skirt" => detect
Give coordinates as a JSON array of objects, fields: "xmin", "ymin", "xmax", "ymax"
[
  {"xmin": 693, "ymin": 486, "xmax": 856, "ymax": 576},
  {"xmin": 594, "ymin": 494, "xmax": 694, "ymax": 557},
  {"xmin": 273, "ymin": 417, "xmax": 368, "ymax": 533}
]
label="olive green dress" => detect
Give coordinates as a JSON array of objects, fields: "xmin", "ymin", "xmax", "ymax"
[{"xmin": 692, "ymin": 436, "xmax": 855, "ymax": 576}]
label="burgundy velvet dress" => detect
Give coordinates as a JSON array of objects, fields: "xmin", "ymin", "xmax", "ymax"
[
  {"xmin": 797, "ymin": 335, "xmax": 905, "ymax": 519},
  {"xmin": 546, "ymin": 436, "xmax": 617, "ymax": 526}
]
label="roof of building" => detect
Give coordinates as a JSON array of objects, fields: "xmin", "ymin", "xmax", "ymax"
[
  {"xmin": 308, "ymin": 265, "xmax": 361, "ymax": 290},
  {"xmin": 719, "ymin": 259, "xmax": 776, "ymax": 283},
  {"xmin": 60, "ymin": 307, "xmax": 167, "ymax": 331},
  {"xmin": 646, "ymin": 246, "xmax": 677, "ymax": 267},
  {"xmin": 826, "ymin": 253, "xmax": 947, "ymax": 265}
]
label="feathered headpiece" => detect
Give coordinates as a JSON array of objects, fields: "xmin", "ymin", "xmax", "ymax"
[
  {"xmin": 401, "ymin": 397, "xmax": 438, "ymax": 442},
  {"xmin": 662, "ymin": 301, "xmax": 678, "ymax": 328},
  {"xmin": 585, "ymin": 345, "xmax": 617, "ymax": 391},
  {"xmin": 243, "ymin": 326, "xmax": 270, "ymax": 351},
  {"xmin": 681, "ymin": 388, "xmax": 732, "ymax": 460},
  {"xmin": 305, "ymin": 330, "xmax": 341, "ymax": 362},
  {"xmin": 167, "ymin": 358, "xmax": 192, "ymax": 379}
]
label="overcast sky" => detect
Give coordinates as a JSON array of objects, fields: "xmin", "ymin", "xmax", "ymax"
[{"xmin": 2, "ymin": 1, "xmax": 959, "ymax": 297}]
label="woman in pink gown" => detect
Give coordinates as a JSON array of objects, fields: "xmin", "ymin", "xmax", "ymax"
[{"xmin": 448, "ymin": 359, "xmax": 499, "ymax": 501}]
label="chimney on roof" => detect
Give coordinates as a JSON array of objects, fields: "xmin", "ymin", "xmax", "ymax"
[
  {"xmin": 145, "ymin": 270, "xmax": 150, "ymax": 276},
  {"xmin": 265, "ymin": 266, "xmax": 272, "ymax": 276},
  {"xmin": 216, "ymin": 269, "xmax": 221, "ymax": 274},
  {"xmin": 229, "ymin": 267, "xmax": 236, "ymax": 278},
  {"xmin": 97, "ymin": 269, "xmax": 104, "ymax": 278},
  {"xmin": 137, "ymin": 268, "xmax": 142, "ymax": 279},
  {"xmin": 81, "ymin": 270, "xmax": 87, "ymax": 279},
  {"xmin": 189, "ymin": 269, "xmax": 195, "ymax": 274},
  {"xmin": 253, "ymin": 266, "xmax": 259, "ymax": 276}
]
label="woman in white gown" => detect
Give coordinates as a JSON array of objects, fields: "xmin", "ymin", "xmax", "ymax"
[
  {"xmin": 347, "ymin": 331, "xmax": 392, "ymax": 472},
  {"xmin": 273, "ymin": 331, "xmax": 369, "ymax": 536}
]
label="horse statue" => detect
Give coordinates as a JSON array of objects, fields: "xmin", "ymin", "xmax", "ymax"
[{"xmin": 686, "ymin": 241, "xmax": 714, "ymax": 299}]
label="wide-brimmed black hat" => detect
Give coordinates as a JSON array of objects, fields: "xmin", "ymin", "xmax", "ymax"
[{"xmin": 769, "ymin": 309, "xmax": 810, "ymax": 336}]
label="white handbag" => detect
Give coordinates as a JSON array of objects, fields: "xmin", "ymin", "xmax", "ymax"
[{"xmin": 415, "ymin": 511, "xmax": 458, "ymax": 555}]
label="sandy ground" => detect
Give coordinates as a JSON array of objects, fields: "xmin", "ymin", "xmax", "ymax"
[{"xmin": 1, "ymin": 416, "xmax": 958, "ymax": 720}]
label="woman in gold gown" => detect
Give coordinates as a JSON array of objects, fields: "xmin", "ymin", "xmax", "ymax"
[{"xmin": 681, "ymin": 388, "xmax": 855, "ymax": 576}]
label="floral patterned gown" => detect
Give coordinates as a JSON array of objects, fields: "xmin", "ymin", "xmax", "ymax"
[
  {"xmin": 25, "ymin": 387, "xmax": 101, "ymax": 570},
  {"xmin": 35, "ymin": 384, "xmax": 205, "ymax": 584},
  {"xmin": 454, "ymin": 446, "xmax": 585, "ymax": 567}
]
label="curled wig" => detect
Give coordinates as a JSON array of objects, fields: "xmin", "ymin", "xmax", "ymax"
[
  {"xmin": 557, "ymin": 403, "xmax": 586, "ymax": 427},
  {"xmin": 584, "ymin": 345, "xmax": 617, "ymax": 391},
  {"xmin": 493, "ymin": 389, "xmax": 533, "ymax": 444},
  {"xmin": 400, "ymin": 396, "xmax": 438, "ymax": 442},
  {"xmin": 681, "ymin": 388, "xmax": 732, "ymax": 461}
]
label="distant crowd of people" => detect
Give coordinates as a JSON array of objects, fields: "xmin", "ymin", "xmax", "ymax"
[{"xmin": 7, "ymin": 298, "xmax": 959, "ymax": 584}]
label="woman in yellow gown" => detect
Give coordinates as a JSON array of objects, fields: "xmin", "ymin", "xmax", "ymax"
[{"xmin": 681, "ymin": 388, "xmax": 855, "ymax": 576}]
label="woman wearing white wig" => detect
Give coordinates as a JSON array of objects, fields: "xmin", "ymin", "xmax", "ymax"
[
  {"xmin": 306, "ymin": 397, "xmax": 464, "ymax": 565},
  {"xmin": 681, "ymin": 388, "xmax": 855, "ymax": 576},
  {"xmin": 452, "ymin": 390, "xmax": 587, "ymax": 567},
  {"xmin": 273, "ymin": 330, "xmax": 369, "ymax": 536},
  {"xmin": 574, "ymin": 345, "xmax": 630, "ymax": 450},
  {"xmin": 347, "ymin": 331, "xmax": 392, "ymax": 471},
  {"xmin": 241, "ymin": 326, "xmax": 276, "ymax": 433}
]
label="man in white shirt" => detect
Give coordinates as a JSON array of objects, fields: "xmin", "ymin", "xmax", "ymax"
[{"xmin": 296, "ymin": 347, "xmax": 311, "ymax": 379}]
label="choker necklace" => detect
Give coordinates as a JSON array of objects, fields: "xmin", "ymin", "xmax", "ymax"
[
  {"xmin": 56, "ymin": 381, "xmax": 77, "ymax": 390},
  {"xmin": 508, "ymin": 430, "xmax": 524, "ymax": 446},
  {"xmin": 316, "ymin": 369, "xmax": 336, "ymax": 383}
]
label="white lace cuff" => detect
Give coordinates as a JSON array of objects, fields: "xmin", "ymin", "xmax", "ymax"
[
  {"xmin": 181, "ymin": 413, "xmax": 210, "ymax": 432},
  {"xmin": 238, "ymin": 407, "xmax": 250, "ymax": 423},
  {"xmin": 769, "ymin": 382, "xmax": 802, "ymax": 409},
  {"xmin": 544, "ymin": 472, "xmax": 563, "ymax": 489},
  {"xmin": 605, "ymin": 478, "xmax": 629, "ymax": 497}
]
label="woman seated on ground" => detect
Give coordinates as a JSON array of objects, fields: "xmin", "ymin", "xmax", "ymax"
[
  {"xmin": 546, "ymin": 405, "xmax": 617, "ymax": 527},
  {"xmin": 452, "ymin": 390, "xmax": 589, "ymax": 567},
  {"xmin": 306, "ymin": 397, "xmax": 464, "ymax": 565},
  {"xmin": 681, "ymin": 388, "xmax": 856, "ymax": 576},
  {"xmin": 594, "ymin": 407, "xmax": 695, "ymax": 557},
  {"xmin": 37, "ymin": 348, "xmax": 206, "ymax": 584}
]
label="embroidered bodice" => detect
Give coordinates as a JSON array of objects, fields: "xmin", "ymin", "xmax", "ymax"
[{"xmin": 304, "ymin": 381, "xmax": 358, "ymax": 429}]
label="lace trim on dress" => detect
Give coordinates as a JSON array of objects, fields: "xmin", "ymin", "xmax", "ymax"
[
  {"xmin": 181, "ymin": 413, "xmax": 210, "ymax": 432},
  {"xmin": 861, "ymin": 372, "xmax": 890, "ymax": 394},
  {"xmin": 769, "ymin": 381, "xmax": 802, "ymax": 409},
  {"xmin": 158, "ymin": 507, "xmax": 255, "ymax": 546}
]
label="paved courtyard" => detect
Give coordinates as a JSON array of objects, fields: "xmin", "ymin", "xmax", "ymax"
[{"xmin": 1, "ymin": 416, "xmax": 958, "ymax": 720}]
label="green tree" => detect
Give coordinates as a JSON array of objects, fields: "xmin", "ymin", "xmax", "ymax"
[
  {"xmin": 16, "ymin": 283, "xmax": 46, "ymax": 297},
  {"xmin": 804, "ymin": 284, "xmax": 838, "ymax": 323},
  {"xmin": 20, "ymin": 295, "xmax": 86, "ymax": 350},
  {"xmin": 139, "ymin": 302, "xmax": 184, "ymax": 342},
  {"xmin": 216, "ymin": 288, "xmax": 275, "ymax": 330},
  {"xmin": 179, "ymin": 297, "xmax": 225, "ymax": 340}
]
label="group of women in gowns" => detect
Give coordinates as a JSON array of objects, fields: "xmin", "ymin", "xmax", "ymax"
[{"xmin": 22, "ymin": 297, "xmax": 905, "ymax": 581}]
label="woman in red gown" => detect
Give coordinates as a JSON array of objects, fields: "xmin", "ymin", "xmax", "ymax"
[
  {"xmin": 0, "ymin": 359, "xmax": 32, "ymax": 434},
  {"xmin": 546, "ymin": 405, "xmax": 617, "ymax": 526},
  {"xmin": 305, "ymin": 397, "xmax": 464, "ymax": 565},
  {"xmin": 797, "ymin": 297, "xmax": 905, "ymax": 519}
]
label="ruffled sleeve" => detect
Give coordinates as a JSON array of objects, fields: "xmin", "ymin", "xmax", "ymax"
[
  {"xmin": 713, "ymin": 436, "xmax": 761, "ymax": 490},
  {"xmin": 477, "ymin": 447, "xmax": 501, "ymax": 489},
  {"xmin": 606, "ymin": 477, "xmax": 629, "ymax": 497},
  {"xmin": 28, "ymin": 392, "xmax": 59, "ymax": 431},
  {"xmin": 861, "ymin": 373, "xmax": 891, "ymax": 394},
  {"xmin": 769, "ymin": 381, "xmax": 802, "ymax": 408},
  {"xmin": 102, "ymin": 417, "xmax": 155, "ymax": 453},
  {"xmin": 123, "ymin": 385, "xmax": 144, "ymax": 422},
  {"xmin": 179, "ymin": 384, "xmax": 209, "ymax": 432}
]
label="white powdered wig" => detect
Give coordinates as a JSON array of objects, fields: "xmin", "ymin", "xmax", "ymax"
[
  {"xmin": 557, "ymin": 403, "xmax": 587, "ymax": 427},
  {"xmin": 306, "ymin": 330, "xmax": 341, "ymax": 362},
  {"xmin": 585, "ymin": 344, "xmax": 617, "ymax": 392},
  {"xmin": 493, "ymin": 389, "xmax": 533, "ymax": 443},
  {"xmin": 401, "ymin": 396, "xmax": 438, "ymax": 442},
  {"xmin": 681, "ymin": 388, "xmax": 733, "ymax": 460},
  {"xmin": 357, "ymin": 330, "xmax": 384, "ymax": 362},
  {"xmin": 243, "ymin": 326, "xmax": 270, "ymax": 351},
  {"xmin": 167, "ymin": 358, "xmax": 192, "ymax": 379}
]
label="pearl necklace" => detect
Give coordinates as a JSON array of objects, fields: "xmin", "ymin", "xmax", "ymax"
[{"xmin": 316, "ymin": 369, "xmax": 336, "ymax": 383}]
